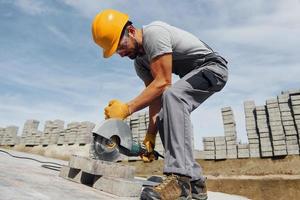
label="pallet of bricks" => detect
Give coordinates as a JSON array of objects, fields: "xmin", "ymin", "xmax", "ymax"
[
  {"xmin": 281, "ymin": 89, "xmax": 300, "ymax": 154},
  {"xmin": 222, "ymin": 107, "xmax": 239, "ymax": 159},
  {"xmin": 244, "ymin": 101, "xmax": 260, "ymax": 157},
  {"xmin": 21, "ymin": 120, "xmax": 42, "ymax": 146},
  {"xmin": 59, "ymin": 155, "xmax": 157, "ymax": 197},
  {"xmin": 0, "ymin": 126, "xmax": 19, "ymax": 146},
  {"xmin": 265, "ymin": 98, "xmax": 287, "ymax": 156}
]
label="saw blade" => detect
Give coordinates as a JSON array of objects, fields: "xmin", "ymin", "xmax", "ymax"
[{"xmin": 93, "ymin": 135, "xmax": 120, "ymax": 162}]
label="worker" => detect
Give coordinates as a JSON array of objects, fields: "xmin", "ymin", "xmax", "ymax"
[{"xmin": 92, "ymin": 9, "xmax": 228, "ymax": 200}]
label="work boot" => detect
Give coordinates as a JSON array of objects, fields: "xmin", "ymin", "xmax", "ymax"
[
  {"xmin": 140, "ymin": 174, "xmax": 192, "ymax": 200},
  {"xmin": 190, "ymin": 178, "xmax": 208, "ymax": 200}
]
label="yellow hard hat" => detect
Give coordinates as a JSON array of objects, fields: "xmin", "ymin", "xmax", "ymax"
[{"xmin": 92, "ymin": 9, "xmax": 129, "ymax": 58}]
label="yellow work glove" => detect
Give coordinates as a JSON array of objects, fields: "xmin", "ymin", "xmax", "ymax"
[
  {"xmin": 104, "ymin": 99, "xmax": 130, "ymax": 120},
  {"xmin": 140, "ymin": 133, "xmax": 156, "ymax": 162}
]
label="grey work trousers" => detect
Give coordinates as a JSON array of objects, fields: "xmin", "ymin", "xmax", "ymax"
[{"xmin": 157, "ymin": 60, "xmax": 228, "ymax": 181}]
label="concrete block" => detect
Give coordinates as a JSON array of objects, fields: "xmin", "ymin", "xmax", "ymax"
[
  {"xmin": 203, "ymin": 137, "xmax": 214, "ymax": 142},
  {"xmin": 221, "ymin": 107, "xmax": 232, "ymax": 112},
  {"xmin": 215, "ymin": 145, "xmax": 226, "ymax": 150},
  {"xmin": 204, "ymin": 151, "xmax": 215, "ymax": 160},
  {"xmin": 248, "ymin": 134, "xmax": 259, "ymax": 139},
  {"xmin": 293, "ymin": 108, "xmax": 300, "ymax": 115},
  {"xmin": 282, "ymin": 121, "xmax": 296, "ymax": 126},
  {"xmin": 69, "ymin": 155, "xmax": 135, "ymax": 179},
  {"xmin": 285, "ymin": 129, "xmax": 298, "ymax": 136},
  {"xmin": 261, "ymin": 151, "xmax": 273, "ymax": 157},
  {"xmin": 272, "ymin": 135, "xmax": 285, "ymax": 141},
  {"xmin": 286, "ymin": 135, "xmax": 298, "ymax": 141},
  {"xmin": 272, "ymin": 140, "xmax": 286, "ymax": 147},
  {"xmin": 273, "ymin": 150, "xmax": 287, "ymax": 156},
  {"xmin": 291, "ymin": 95, "xmax": 300, "ymax": 100},
  {"xmin": 204, "ymin": 145, "xmax": 215, "ymax": 151},
  {"xmin": 261, "ymin": 146, "xmax": 273, "ymax": 151},
  {"xmin": 93, "ymin": 176, "xmax": 142, "ymax": 197},
  {"xmin": 273, "ymin": 145, "xmax": 287, "ymax": 151},
  {"xmin": 286, "ymin": 144, "xmax": 299, "ymax": 150},
  {"xmin": 281, "ymin": 115, "xmax": 294, "ymax": 121},
  {"xmin": 287, "ymin": 149, "xmax": 300, "ymax": 155}
]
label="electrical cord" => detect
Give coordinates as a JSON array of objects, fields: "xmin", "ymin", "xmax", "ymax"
[{"xmin": 0, "ymin": 149, "xmax": 62, "ymax": 171}]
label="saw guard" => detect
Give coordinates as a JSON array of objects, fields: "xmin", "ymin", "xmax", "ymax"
[{"xmin": 92, "ymin": 119, "xmax": 133, "ymax": 151}]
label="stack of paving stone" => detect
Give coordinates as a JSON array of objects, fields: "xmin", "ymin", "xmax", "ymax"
[
  {"xmin": 137, "ymin": 113, "xmax": 148, "ymax": 143},
  {"xmin": 129, "ymin": 115, "xmax": 140, "ymax": 143},
  {"xmin": 59, "ymin": 155, "xmax": 145, "ymax": 197},
  {"xmin": 221, "ymin": 107, "xmax": 237, "ymax": 159},
  {"xmin": 278, "ymin": 93, "xmax": 299, "ymax": 155},
  {"xmin": 266, "ymin": 98, "xmax": 287, "ymax": 156},
  {"xmin": 49, "ymin": 120, "xmax": 64, "ymax": 145},
  {"xmin": 0, "ymin": 126, "xmax": 19, "ymax": 146},
  {"xmin": 64, "ymin": 122, "xmax": 80, "ymax": 145},
  {"xmin": 41, "ymin": 120, "xmax": 64, "ymax": 145},
  {"xmin": 21, "ymin": 120, "xmax": 41, "ymax": 146},
  {"xmin": 237, "ymin": 143, "xmax": 250, "ymax": 158},
  {"xmin": 214, "ymin": 136, "xmax": 227, "ymax": 160},
  {"xmin": 255, "ymin": 106, "xmax": 273, "ymax": 157},
  {"xmin": 75, "ymin": 121, "xmax": 95, "ymax": 145},
  {"xmin": 203, "ymin": 137, "xmax": 215, "ymax": 159},
  {"xmin": 244, "ymin": 101, "xmax": 260, "ymax": 157},
  {"xmin": 291, "ymin": 94, "xmax": 300, "ymax": 145}
]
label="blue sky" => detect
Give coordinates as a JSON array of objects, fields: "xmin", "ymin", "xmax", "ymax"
[{"xmin": 0, "ymin": 0, "xmax": 299, "ymax": 149}]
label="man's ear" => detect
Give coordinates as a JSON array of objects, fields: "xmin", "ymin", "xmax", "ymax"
[{"xmin": 127, "ymin": 25, "xmax": 136, "ymax": 38}]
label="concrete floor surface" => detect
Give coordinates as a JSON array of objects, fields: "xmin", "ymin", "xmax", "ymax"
[{"xmin": 0, "ymin": 148, "xmax": 248, "ymax": 200}]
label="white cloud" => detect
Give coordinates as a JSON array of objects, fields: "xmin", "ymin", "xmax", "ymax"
[
  {"xmin": 47, "ymin": 25, "xmax": 72, "ymax": 44},
  {"xmin": 14, "ymin": 0, "xmax": 49, "ymax": 15}
]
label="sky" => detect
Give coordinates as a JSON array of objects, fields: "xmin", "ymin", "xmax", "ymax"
[{"xmin": 0, "ymin": 0, "xmax": 300, "ymax": 149}]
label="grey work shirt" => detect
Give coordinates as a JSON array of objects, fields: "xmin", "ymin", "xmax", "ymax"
[{"xmin": 134, "ymin": 21, "xmax": 214, "ymax": 83}]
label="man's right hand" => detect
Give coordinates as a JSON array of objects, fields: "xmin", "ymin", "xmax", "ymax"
[{"xmin": 140, "ymin": 133, "xmax": 156, "ymax": 162}]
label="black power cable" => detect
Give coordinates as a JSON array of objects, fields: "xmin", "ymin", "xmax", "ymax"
[{"xmin": 0, "ymin": 149, "xmax": 62, "ymax": 171}]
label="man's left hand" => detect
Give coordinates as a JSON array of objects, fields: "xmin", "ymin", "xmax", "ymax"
[{"xmin": 104, "ymin": 99, "xmax": 130, "ymax": 119}]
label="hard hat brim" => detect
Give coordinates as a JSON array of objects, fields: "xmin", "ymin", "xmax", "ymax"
[{"xmin": 103, "ymin": 41, "xmax": 118, "ymax": 58}]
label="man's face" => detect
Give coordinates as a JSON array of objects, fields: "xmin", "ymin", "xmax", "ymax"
[{"xmin": 116, "ymin": 29, "xmax": 141, "ymax": 60}]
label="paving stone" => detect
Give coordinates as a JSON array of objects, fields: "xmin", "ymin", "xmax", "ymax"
[
  {"xmin": 204, "ymin": 151, "xmax": 215, "ymax": 159},
  {"xmin": 204, "ymin": 145, "xmax": 215, "ymax": 151},
  {"xmin": 261, "ymin": 146, "xmax": 273, "ymax": 151},
  {"xmin": 273, "ymin": 150, "xmax": 287, "ymax": 156},
  {"xmin": 69, "ymin": 155, "xmax": 135, "ymax": 179},
  {"xmin": 203, "ymin": 137, "xmax": 214, "ymax": 142},
  {"xmin": 287, "ymin": 149, "xmax": 300, "ymax": 155},
  {"xmin": 282, "ymin": 121, "xmax": 296, "ymax": 126},
  {"xmin": 60, "ymin": 166, "xmax": 143, "ymax": 197},
  {"xmin": 285, "ymin": 129, "xmax": 298, "ymax": 136},
  {"xmin": 272, "ymin": 135, "xmax": 285, "ymax": 141},
  {"xmin": 261, "ymin": 151, "xmax": 273, "ymax": 157},
  {"xmin": 273, "ymin": 145, "xmax": 287, "ymax": 151},
  {"xmin": 221, "ymin": 107, "xmax": 232, "ymax": 112},
  {"xmin": 291, "ymin": 95, "xmax": 300, "ymax": 101},
  {"xmin": 93, "ymin": 176, "xmax": 142, "ymax": 197}
]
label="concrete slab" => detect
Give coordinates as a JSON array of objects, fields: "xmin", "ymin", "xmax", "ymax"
[
  {"xmin": 0, "ymin": 148, "xmax": 251, "ymax": 200},
  {"xmin": 0, "ymin": 148, "xmax": 136, "ymax": 200}
]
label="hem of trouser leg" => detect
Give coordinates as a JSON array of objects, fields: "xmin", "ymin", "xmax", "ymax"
[
  {"xmin": 163, "ymin": 167, "xmax": 193, "ymax": 178},
  {"xmin": 190, "ymin": 176, "xmax": 205, "ymax": 182}
]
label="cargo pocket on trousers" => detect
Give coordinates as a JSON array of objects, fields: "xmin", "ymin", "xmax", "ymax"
[{"xmin": 185, "ymin": 68, "xmax": 227, "ymax": 92}]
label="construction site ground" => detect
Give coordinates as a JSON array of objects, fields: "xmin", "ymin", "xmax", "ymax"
[
  {"xmin": 0, "ymin": 148, "xmax": 248, "ymax": 200},
  {"xmin": 1, "ymin": 145, "xmax": 300, "ymax": 199}
]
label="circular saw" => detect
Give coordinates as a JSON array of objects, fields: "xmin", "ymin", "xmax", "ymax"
[{"xmin": 90, "ymin": 119, "xmax": 163, "ymax": 162}]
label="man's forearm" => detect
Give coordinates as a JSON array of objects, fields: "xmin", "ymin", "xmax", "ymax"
[
  {"xmin": 147, "ymin": 97, "xmax": 162, "ymax": 135},
  {"xmin": 128, "ymin": 79, "xmax": 169, "ymax": 114}
]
